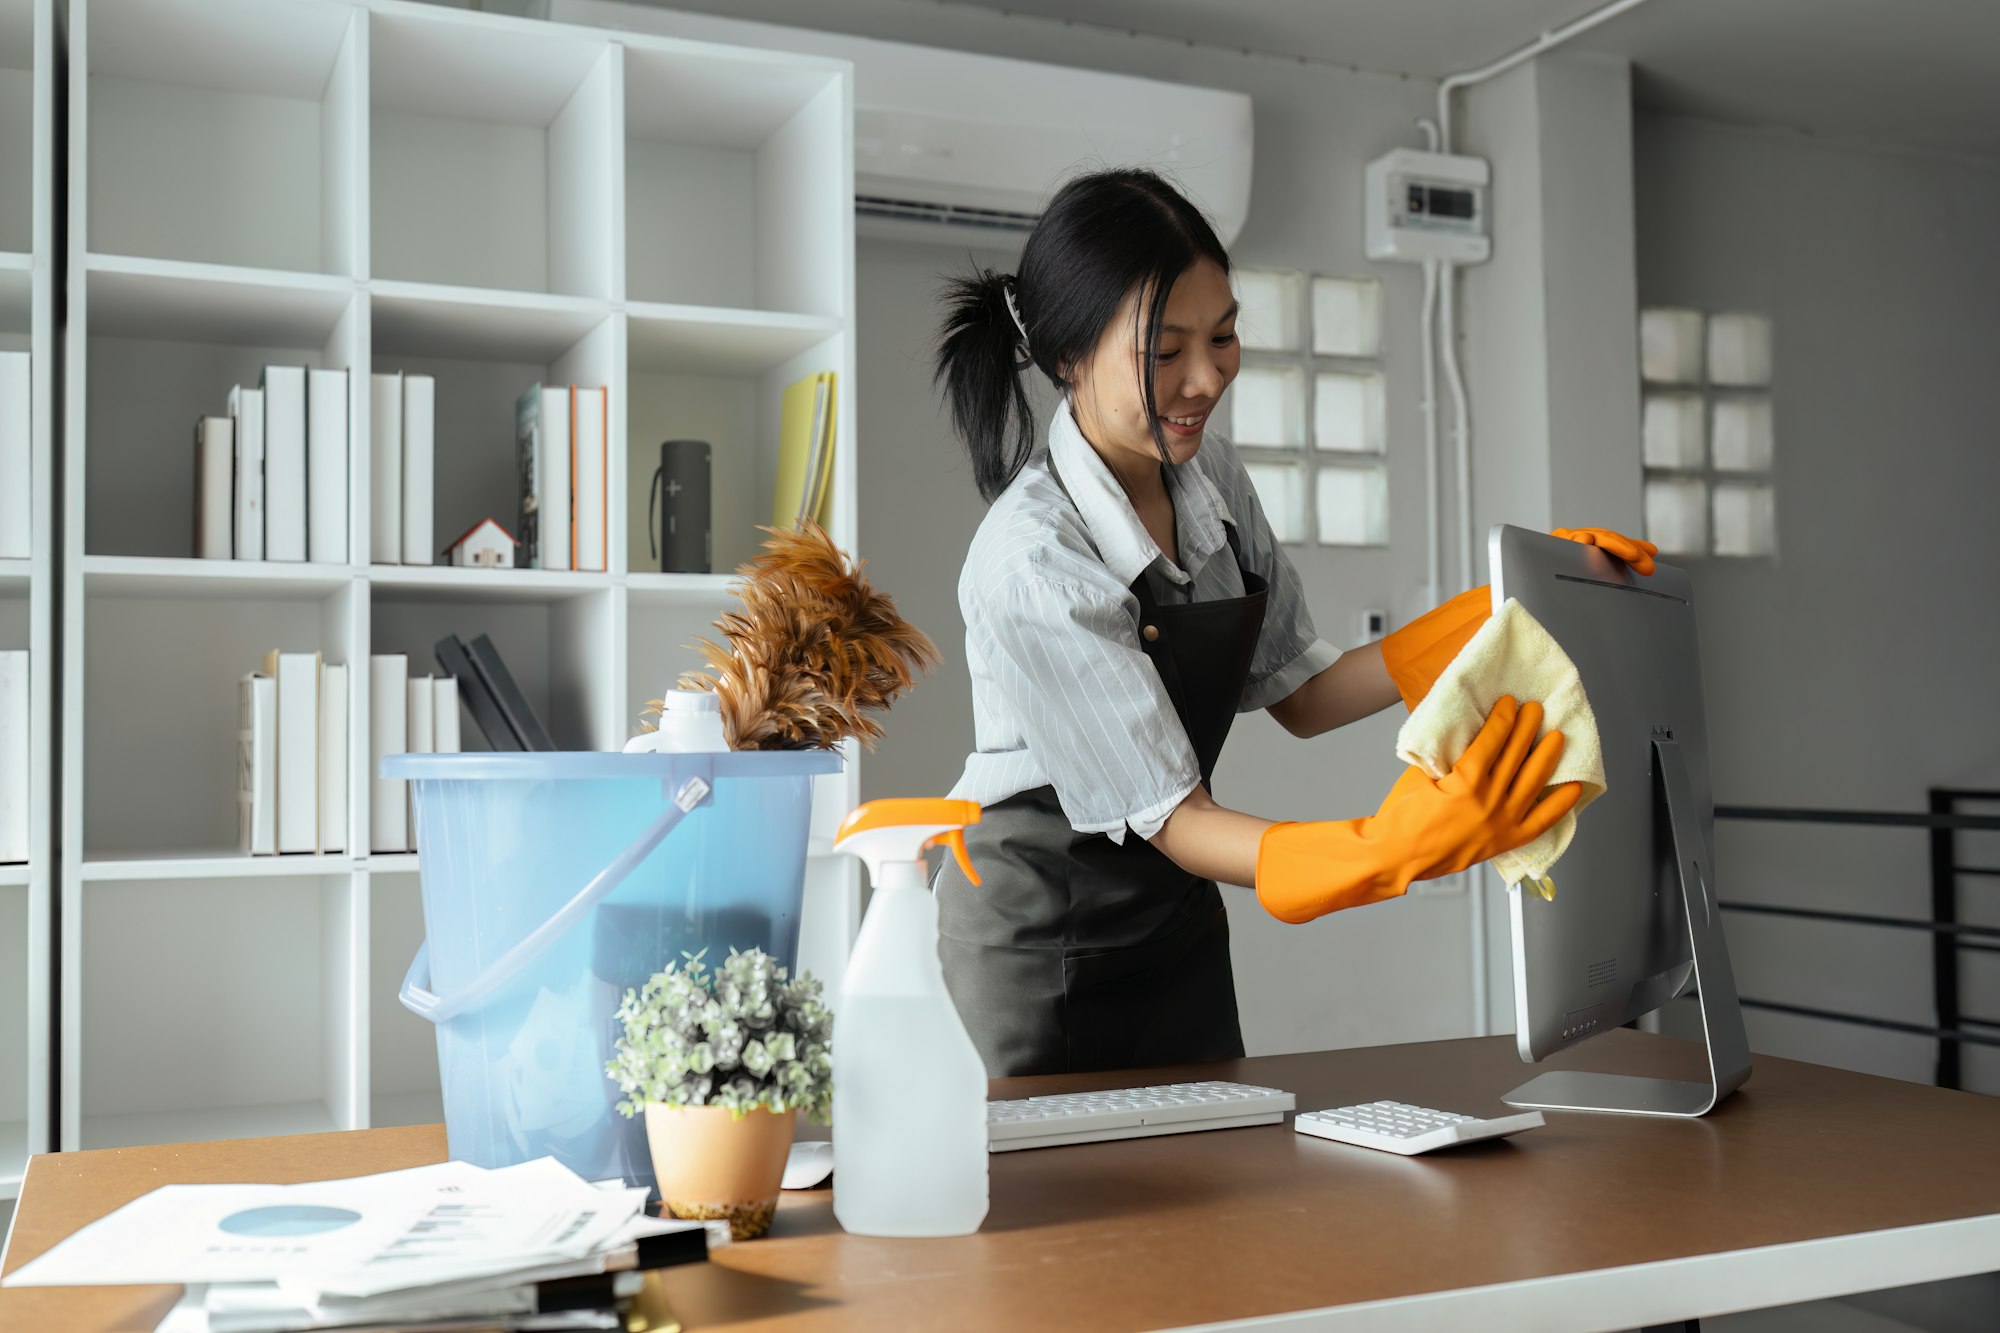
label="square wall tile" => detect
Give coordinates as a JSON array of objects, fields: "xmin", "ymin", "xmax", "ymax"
[
  {"xmin": 1316, "ymin": 465, "xmax": 1388, "ymax": 547},
  {"xmin": 1643, "ymin": 393, "xmax": 1706, "ymax": 470},
  {"xmin": 1228, "ymin": 363, "xmax": 1306, "ymax": 448},
  {"xmin": 1234, "ymin": 268, "xmax": 1303, "ymax": 353},
  {"xmin": 1712, "ymin": 397, "xmax": 1774, "ymax": 471},
  {"xmin": 1640, "ymin": 308, "xmax": 1704, "ymax": 384},
  {"xmin": 1243, "ymin": 461, "xmax": 1305, "ymax": 544},
  {"xmin": 1713, "ymin": 482, "xmax": 1776, "ymax": 556},
  {"xmin": 1645, "ymin": 477, "xmax": 1708, "ymax": 556},
  {"xmin": 1314, "ymin": 370, "xmax": 1386, "ymax": 454},
  {"xmin": 1311, "ymin": 277, "xmax": 1382, "ymax": 358},
  {"xmin": 1708, "ymin": 313, "xmax": 1772, "ymax": 387}
]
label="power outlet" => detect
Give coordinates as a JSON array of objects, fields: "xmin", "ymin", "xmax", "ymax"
[{"xmin": 1359, "ymin": 608, "xmax": 1389, "ymax": 642}]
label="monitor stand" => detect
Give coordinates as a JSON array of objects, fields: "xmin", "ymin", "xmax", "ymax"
[{"xmin": 1503, "ymin": 737, "xmax": 1753, "ymax": 1118}]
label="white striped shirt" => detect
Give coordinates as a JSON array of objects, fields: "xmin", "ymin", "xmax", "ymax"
[{"xmin": 947, "ymin": 398, "xmax": 1340, "ymax": 843}]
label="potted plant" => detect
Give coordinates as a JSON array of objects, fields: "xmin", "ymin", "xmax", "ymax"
[{"xmin": 607, "ymin": 948, "xmax": 834, "ymax": 1240}]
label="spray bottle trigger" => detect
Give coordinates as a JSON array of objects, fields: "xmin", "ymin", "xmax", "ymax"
[{"xmin": 932, "ymin": 828, "xmax": 979, "ymax": 887}]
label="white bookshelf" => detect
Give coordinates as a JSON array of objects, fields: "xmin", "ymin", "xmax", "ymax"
[
  {"xmin": 0, "ymin": 0, "xmax": 55, "ymax": 1202},
  {"xmin": 58, "ymin": 0, "xmax": 858, "ymax": 1155}
]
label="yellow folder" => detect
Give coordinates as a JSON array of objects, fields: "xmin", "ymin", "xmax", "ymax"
[{"xmin": 772, "ymin": 371, "xmax": 837, "ymax": 529}]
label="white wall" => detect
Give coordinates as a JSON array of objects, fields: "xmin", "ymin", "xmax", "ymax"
[
  {"xmin": 563, "ymin": 0, "xmax": 1509, "ymax": 1056},
  {"xmin": 1633, "ymin": 114, "xmax": 2000, "ymax": 1093},
  {"xmin": 1459, "ymin": 53, "xmax": 1646, "ymax": 1028}
]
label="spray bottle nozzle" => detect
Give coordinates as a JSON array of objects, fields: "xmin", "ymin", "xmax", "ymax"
[
  {"xmin": 833, "ymin": 799, "xmax": 983, "ymax": 888},
  {"xmin": 935, "ymin": 828, "xmax": 979, "ymax": 886}
]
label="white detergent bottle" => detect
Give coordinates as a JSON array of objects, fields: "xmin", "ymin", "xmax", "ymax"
[
  {"xmin": 831, "ymin": 799, "xmax": 989, "ymax": 1237},
  {"xmin": 622, "ymin": 689, "xmax": 727, "ymax": 752}
]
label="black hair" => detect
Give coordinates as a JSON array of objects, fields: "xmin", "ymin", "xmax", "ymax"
[{"xmin": 932, "ymin": 167, "xmax": 1232, "ymax": 502}]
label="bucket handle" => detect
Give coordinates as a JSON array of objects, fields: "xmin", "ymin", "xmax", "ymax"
[{"xmin": 400, "ymin": 774, "xmax": 714, "ymax": 1025}]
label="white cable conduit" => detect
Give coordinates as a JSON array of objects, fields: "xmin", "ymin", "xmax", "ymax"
[{"xmin": 1420, "ymin": 0, "xmax": 1659, "ymax": 1035}]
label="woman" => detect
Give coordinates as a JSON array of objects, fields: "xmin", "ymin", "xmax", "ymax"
[{"xmin": 931, "ymin": 168, "xmax": 1655, "ymax": 1078}]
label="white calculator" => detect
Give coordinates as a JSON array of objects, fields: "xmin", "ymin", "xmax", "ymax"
[{"xmin": 1293, "ymin": 1100, "xmax": 1545, "ymax": 1156}]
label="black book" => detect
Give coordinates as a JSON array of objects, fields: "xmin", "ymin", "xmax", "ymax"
[
  {"xmin": 435, "ymin": 634, "xmax": 521, "ymax": 752},
  {"xmin": 468, "ymin": 632, "xmax": 555, "ymax": 751},
  {"xmin": 631, "ymin": 1223, "xmax": 709, "ymax": 1270}
]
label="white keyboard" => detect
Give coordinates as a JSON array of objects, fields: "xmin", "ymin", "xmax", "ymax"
[
  {"xmin": 987, "ymin": 1080, "xmax": 1295, "ymax": 1152},
  {"xmin": 1294, "ymin": 1100, "xmax": 1545, "ymax": 1156}
]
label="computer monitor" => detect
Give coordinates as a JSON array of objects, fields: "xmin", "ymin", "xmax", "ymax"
[{"xmin": 1489, "ymin": 524, "xmax": 1750, "ymax": 1118}]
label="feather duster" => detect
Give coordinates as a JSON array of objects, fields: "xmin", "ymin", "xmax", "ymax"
[{"xmin": 643, "ymin": 522, "xmax": 938, "ymax": 750}]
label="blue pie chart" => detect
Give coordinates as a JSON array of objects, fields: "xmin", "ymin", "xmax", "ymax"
[{"xmin": 217, "ymin": 1205, "xmax": 364, "ymax": 1237}]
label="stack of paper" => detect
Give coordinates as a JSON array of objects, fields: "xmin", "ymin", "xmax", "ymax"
[{"xmin": 1, "ymin": 1157, "xmax": 715, "ymax": 1332}]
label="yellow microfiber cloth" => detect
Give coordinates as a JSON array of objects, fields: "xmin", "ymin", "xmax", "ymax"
[{"xmin": 1394, "ymin": 597, "xmax": 1605, "ymax": 897}]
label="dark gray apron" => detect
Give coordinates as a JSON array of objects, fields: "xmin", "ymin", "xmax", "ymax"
[{"xmin": 936, "ymin": 505, "xmax": 1269, "ymax": 1077}]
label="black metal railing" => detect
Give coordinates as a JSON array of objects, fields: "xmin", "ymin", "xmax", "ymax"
[{"xmin": 1714, "ymin": 790, "xmax": 2000, "ymax": 1090}]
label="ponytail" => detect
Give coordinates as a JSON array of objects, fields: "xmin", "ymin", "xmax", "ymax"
[
  {"xmin": 933, "ymin": 268, "xmax": 1036, "ymax": 502},
  {"xmin": 931, "ymin": 168, "xmax": 1232, "ymax": 504}
]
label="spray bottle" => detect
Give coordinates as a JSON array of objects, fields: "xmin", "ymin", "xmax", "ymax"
[{"xmin": 830, "ymin": 799, "xmax": 989, "ymax": 1237}]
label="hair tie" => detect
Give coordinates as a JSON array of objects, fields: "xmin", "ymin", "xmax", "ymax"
[{"xmin": 1001, "ymin": 275, "xmax": 1032, "ymax": 355}]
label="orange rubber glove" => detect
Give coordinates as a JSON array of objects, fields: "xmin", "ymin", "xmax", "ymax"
[
  {"xmin": 1255, "ymin": 696, "xmax": 1584, "ymax": 924},
  {"xmin": 1381, "ymin": 585, "xmax": 1491, "ymax": 711},
  {"xmin": 1551, "ymin": 527, "xmax": 1658, "ymax": 576},
  {"xmin": 1380, "ymin": 526, "xmax": 1656, "ymax": 709}
]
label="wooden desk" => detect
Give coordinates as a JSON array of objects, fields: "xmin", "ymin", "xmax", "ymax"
[{"xmin": 6, "ymin": 1031, "xmax": 2000, "ymax": 1332}]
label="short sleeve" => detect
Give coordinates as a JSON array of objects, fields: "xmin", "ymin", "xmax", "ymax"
[
  {"xmin": 970, "ymin": 574, "xmax": 1201, "ymax": 843},
  {"xmin": 1218, "ymin": 450, "xmax": 1341, "ymax": 712}
]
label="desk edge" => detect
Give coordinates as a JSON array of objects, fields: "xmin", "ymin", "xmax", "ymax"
[{"xmin": 1171, "ymin": 1212, "xmax": 2000, "ymax": 1333}]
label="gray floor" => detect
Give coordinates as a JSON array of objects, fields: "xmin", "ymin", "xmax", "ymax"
[{"xmin": 1683, "ymin": 1273, "xmax": 2000, "ymax": 1333}]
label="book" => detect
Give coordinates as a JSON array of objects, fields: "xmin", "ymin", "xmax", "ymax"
[
  {"xmin": 369, "ymin": 655, "xmax": 409, "ymax": 852},
  {"xmin": 369, "ymin": 373, "xmax": 403, "ymax": 565},
  {"xmin": 261, "ymin": 365, "xmax": 307, "ymax": 562},
  {"xmin": 433, "ymin": 676, "xmax": 460, "ymax": 753},
  {"xmin": 434, "ymin": 635, "xmax": 518, "ymax": 753},
  {"xmin": 0, "ymin": 351, "xmax": 29, "ymax": 559},
  {"xmin": 402, "ymin": 374, "xmax": 435, "ymax": 567},
  {"xmin": 514, "ymin": 384, "xmax": 570, "ymax": 571},
  {"xmin": 469, "ymin": 633, "xmax": 553, "ymax": 751},
  {"xmin": 194, "ymin": 416, "xmax": 234, "ymax": 559},
  {"xmin": 544, "ymin": 386, "xmax": 570, "ymax": 571},
  {"xmin": 238, "ymin": 673, "xmax": 276, "ymax": 856},
  {"xmin": 308, "ymin": 367, "xmax": 349, "ymax": 565},
  {"xmin": 573, "ymin": 386, "xmax": 607, "ymax": 572},
  {"xmin": 405, "ymin": 674, "xmax": 434, "ymax": 852},
  {"xmin": 262, "ymin": 650, "xmax": 320, "ymax": 854},
  {"xmin": 229, "ymin": 385, "xmax": 265, "ymax": 562},
  {"xmin": 0, "ymin": 652, "xmax": 25, "ymax": 862},
  {"xmin": 320, "ymin": 663, "xmax": 348, "ymax": 855}
]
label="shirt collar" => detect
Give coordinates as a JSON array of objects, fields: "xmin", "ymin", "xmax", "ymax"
[{"xmin": 1047, "ymin": 398, "xmax": 1231, "ymax": 589}]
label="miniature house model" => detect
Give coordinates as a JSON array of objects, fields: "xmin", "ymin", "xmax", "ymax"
[{"xmin": 446, "ymin": 518, "xmax": 519, "ymax": 569}]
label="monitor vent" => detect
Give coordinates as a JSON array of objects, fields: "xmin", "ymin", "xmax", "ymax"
[{"xmin": 1586, "ymin": 958, "xmax": 1618, "ymax": 988}]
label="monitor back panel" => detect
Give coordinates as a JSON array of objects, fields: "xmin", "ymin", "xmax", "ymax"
[{"xmin": 1491, "ymin": 525, "xmax": 1714, "ymax": 1062}]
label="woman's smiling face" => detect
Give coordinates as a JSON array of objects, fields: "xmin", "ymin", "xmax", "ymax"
[{"xmin": 1068, "ymin": 258, "xmax": 1241, "ymax": 477}]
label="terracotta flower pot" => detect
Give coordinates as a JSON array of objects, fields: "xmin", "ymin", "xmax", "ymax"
[{"xmin": 644, "ymin": 1103, "xmax": 797, "ymax": 1240}]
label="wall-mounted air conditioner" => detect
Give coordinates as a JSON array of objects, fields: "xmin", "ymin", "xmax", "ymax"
[{"xmin": 553, "ymin": 0, "xmax": 1254, "ymax": 248}]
